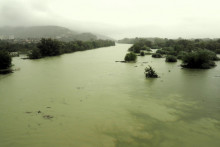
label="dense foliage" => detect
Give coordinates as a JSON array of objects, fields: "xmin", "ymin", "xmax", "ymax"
[
  {"xmin": 181, "ymin": 49, "xmax": 217, "ymax": 69},
  {"xmin": 28, "ymin": 38, "xmax": 115, "ymax": 59},
  {"xmin": 37, "ymin": 38, "xmax": 61, "ymax": 56},
  {"xmin": 124, "ymin": 52, "xmax": 137, "ymax": 61},
  {"xmin": 145, "ymin": 66, "xmax": 158, "ymax": 78},
  {"xmin": 166, "ymin": 55, "xmax": 177, "ymax": 62},
  {"xmin": 0, "ymin": 40, "xmax": 36, "ymax": 53},
  {"xmin": 0, "ymin": 50, "xmax": 12, "ymax": 69},
  {"xmin": 123, "ymin": 38, "xmax": 220, "ymax": 69}
]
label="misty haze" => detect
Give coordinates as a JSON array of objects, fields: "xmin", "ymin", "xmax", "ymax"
[{"xmin": 1, "ymin": 0, "xmax": 220, "ymax": 147}]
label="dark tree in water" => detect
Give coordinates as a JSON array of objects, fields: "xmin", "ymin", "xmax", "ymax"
[
  {"xmin": 0, "ymin": 50, "xmax": 12, "ymax": 69},
  {"xmin": 124, "ymin": 52, "xmax": 137, "ymax": 61},
  {"xmin": 181, "ymin": 49, "xmax": 218, "ymax": 69},
  {"xmin": 37, "ymin": 38, "xmax": 61, "ymax": 56},
  {"xmin": 145, "ymin": 66, "xmax": 158, "ymax": 78}
]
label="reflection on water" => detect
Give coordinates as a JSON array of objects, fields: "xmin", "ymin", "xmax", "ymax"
[{"xmin": 0, "ymin": 44, "xmax": 220, "ymax": 147}]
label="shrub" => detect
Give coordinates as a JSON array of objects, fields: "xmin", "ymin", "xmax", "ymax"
[
  {"xmin": 152, "ymin": 53, "xmax": 162, "ymax": 58},
  {"xmin": 145, "ymin": 66, "xmax": 158, "ymax": 78},
  {"xmin": 0, "ymin": 50, "xmax": 12, "ymax": 69},
  {"xmin": 124, "ymin": 52, "xmax": 137, "ymax": 61},
  {"xmin": 166, "ymin": 55, "xmax": 177, "ymax": 62}
]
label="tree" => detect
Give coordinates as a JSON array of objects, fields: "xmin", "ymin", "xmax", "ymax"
[
  {"xmin": 28, "ymin": 48, "xmax": 42, "ymax": 59},
  {"xmin": 0, "ymin": 50, "xmax": 12, "ymax": 69},
  {"xmin": 181, "ymin": 49, "xmax": 217, "ymax": 69},
  {"xmin": 37, "ymin": 38, "xmax": 61, "ymax": 56},
  {"xmin": 124, "ymin": 52, "xmax": 137, "ymax": 61}
]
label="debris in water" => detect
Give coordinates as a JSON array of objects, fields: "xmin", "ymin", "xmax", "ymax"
[{"xmin": 43, "ymin": 115, "xmax": 54, "ymax": 119}]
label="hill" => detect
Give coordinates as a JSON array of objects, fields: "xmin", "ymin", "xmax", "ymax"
[{"xmin": 0, "ymin": 26, "xmax": 112, "ymax": 41}]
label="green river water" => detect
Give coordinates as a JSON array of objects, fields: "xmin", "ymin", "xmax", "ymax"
[{"xmin": 0, "ymin": 44, "xmax": 220, "ymax": 147}]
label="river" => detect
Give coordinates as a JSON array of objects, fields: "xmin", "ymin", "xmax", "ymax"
[{"xmin": 0, "ymin": 44, "xmax": 220, "ymax": 147}]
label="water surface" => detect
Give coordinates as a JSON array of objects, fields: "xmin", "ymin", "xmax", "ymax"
[{"xmin": 0, "ymin": 44, "xmax": 220, "ymax": 147}]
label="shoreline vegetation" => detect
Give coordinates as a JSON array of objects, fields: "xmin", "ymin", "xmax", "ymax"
[
  {"xmin": 120, "ymin": 37, "xmax": 220, "ymax": 69},
  {"xmin": 28, "ymin": 38, "xmax": 115, "ymax": 59},
  {"xmin": 0, "ymin": 38, "xmax": 115, "ymax": 74},
  {"xmin": 0, "ymin": 50, "xmax": 12, "ymax": 74}
]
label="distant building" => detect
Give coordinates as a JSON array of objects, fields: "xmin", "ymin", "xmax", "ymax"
[{"xmin": 0, "ymin": 34, "xmax": 15, "ymax": 40}]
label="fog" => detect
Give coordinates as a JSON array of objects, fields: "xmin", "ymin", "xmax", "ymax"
[{"xmin": 1, "ymin": 0, "xmax": 220, "ymax": 39}]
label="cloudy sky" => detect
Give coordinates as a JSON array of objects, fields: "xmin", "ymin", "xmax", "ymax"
[{"xmin": 0, "ymin": 0, "xmax": 220, "ymax": 39}]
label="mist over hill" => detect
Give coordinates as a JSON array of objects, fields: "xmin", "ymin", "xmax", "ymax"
[{"xmin": 0, "ymin": 26, "xmax": 113, "ymax": 41}]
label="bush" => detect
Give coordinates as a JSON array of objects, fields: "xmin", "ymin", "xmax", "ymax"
[
  {"xmin": 145, "ymin": 66, "xmax": 158, "ymax": 78},
  {"xmin": 166, "ymin": 55, "xmax": 177, "ymax": 62},
  {"xmin": 181, "ymin": 49, "xmax": 217, "ymax": 69},
  {"xmin": 124, "ymin": 52, "xmax": 137, "ymax": 61},
  {"xmin": 0, "ymin": 50, "xmax": 12, "ymax": 69},
  {"xmin": 152, "ymin": 53, "xmax": 162, "ymax": 58},
  {"xmin": 140, "ymin": 51, "xmax": 145, "ymax": 56}
]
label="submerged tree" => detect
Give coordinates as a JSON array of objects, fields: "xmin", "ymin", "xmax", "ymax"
[
  {"xmin": 124, "ymin": 52, "xmax": 137, "ymax": 61},
  {"xmin": 181, "ymin": 49, "xmax": 218, "ymax": 69},
  {"xmin": 145, "ymin": 66, "xmax": 158, "ymax": 78}
]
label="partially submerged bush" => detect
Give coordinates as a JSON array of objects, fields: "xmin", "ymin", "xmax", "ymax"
[
  {"xmin": 145, "ymin": 66, "xmax": 158, "ymax": 78},
  {"xmin": 181, "ymin": 49, "xmax": 217, "ymax": 69},
  {"xmin": 124, "ymin": 52, "xmax": 137, "ymax": 61},
  {"xmin": 166, "ymin": 55, "xmax": 177, "ymax": 62},
  {"xmin": 152, "ymin": 53, "xmax": 162, "ymax": 58}
]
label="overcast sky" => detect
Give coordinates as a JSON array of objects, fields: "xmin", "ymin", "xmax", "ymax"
[{"xmin": 0, "ymin": 0, "xmax": 220, "ymax": 39}]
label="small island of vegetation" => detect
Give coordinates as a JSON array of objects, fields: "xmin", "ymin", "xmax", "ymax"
[
  {"xmin": 120, "ymin": 37, "xmax": 220, "ymax": 69},
  {"xmin": 145, "ymin": 66, "xmax": 158, "ymax": 78},
  {"xmin": 166, "ymin": 55, "xmax": 177, "ymax": 62},
  {"xmin": 124, "ymin": 52, "xmax": 137, "ymax": 62}
]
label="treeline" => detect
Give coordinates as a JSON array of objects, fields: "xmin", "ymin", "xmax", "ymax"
[
  {"xmin": 125, "ymin": 38, "xmax": 220, "ymax": 69},
  {"xmin": 0, "ymin": 40, "xmax": 37, "ymax": 53},
  {"xmin": 29, "ymin": 38, "xmax": 115, "ymax": 59},
  {"xmin": 119, "ymin": 37, "xmax": 220, "ymax": 54}
]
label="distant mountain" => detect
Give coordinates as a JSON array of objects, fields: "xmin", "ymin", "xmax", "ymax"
[{"xmin": 0, "ymin": 26, "xmax": 113, "ymax": 41}]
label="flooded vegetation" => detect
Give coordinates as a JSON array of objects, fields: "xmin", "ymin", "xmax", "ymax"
[{"xmin": 1, "ymin": 44, "xmax": 220, "ymax": 147}]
